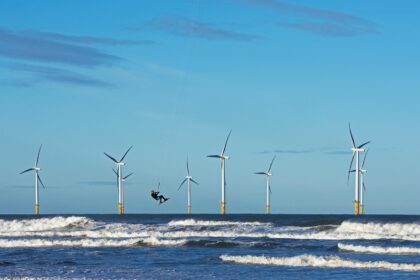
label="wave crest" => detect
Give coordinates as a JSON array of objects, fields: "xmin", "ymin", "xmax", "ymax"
[
  {"xmin": 220, "ymin": 254, "xmax": 420, "ymax": 271},
  {"xmin": 168, "ymin": 219, "xmax": 269, "ymax": 227},
  {"xmin": 338, "ymin": 243, "xmax": 420, "ymax": 255},
  {"xmin": 0, "ymin": 216, "xmax": 93, "ymax": 232}
]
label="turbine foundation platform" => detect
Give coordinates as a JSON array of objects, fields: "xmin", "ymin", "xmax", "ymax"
[
  {"xmin": 266, "ymin": 205, "xmax": 270, "ymax": 214},
  {"xmin": 360, "ymin": 204, "xmax": 364, "ymax": 215},
  {"xmin": 187, "ymin": 205, "xmax": 191, "ymax": 215},
  {"xmin": 35, "ymin": 204, "xmax": 39, "ymax": 216},
  {"xmin": 118, "ymin": 203, "xmax": 124, "ymax": 215},
  {"xmin": 353, "ymin": 200, "xmax": 360, "ymax": 216},
  {"xmin": 220, "ymin": 202, "xmax": 225, "ymax": 215}
]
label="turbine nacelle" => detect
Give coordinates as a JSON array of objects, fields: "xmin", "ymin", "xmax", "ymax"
[
  {"xmin": 352, "ymin": 147, "xmax": 365, "ymax": 153},
  {"xmin": 34, "ymin": 167, "xmax": 41, "ymax": 171}
]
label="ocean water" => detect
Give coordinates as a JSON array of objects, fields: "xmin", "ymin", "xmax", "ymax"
[{"xmin": 0, "ymin": 214, "xmax": 419, "ymax": 279}]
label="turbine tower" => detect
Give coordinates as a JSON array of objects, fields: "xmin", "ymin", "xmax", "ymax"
[
  {"xmin": 113, "ymin": 168, "xmax": 134, "ymax": 209},
  {"xmin": 255, "ymin": 156, "xmax": 276, "ymax": 214},
  {"xmin": 349, "ymin": 150, "xmax": 368, "ymax": 215},
  {"xmin": 178, "ymin": 157, "xmax": 199, "ymax": 214},
  {"xmin": 207, "ymin": 130, "xmax": 231, "ymax": 215},
  {"xmin": 348, "ymin": 124, "xmax": 370, "ymax": 216},
  {"xmin": 104, "ymin": 146, "xmax": 133, "ymax": 215},
  {"xmin": 20, "ymin": 145, "xmax": 45, "ymax": 216}
]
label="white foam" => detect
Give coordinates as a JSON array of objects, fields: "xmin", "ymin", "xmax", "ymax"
[
  {"xmin": 168, "ymin": 219, "xmax": 270, "ymax": 227},
  {"xmin": 336, "ymin": 221, "xmax": 420, "ymax": 239},
  {"xmin": 220, "ymin": 254, "xmax": 420, "ymax": 272},
  {"xmin": 0, "ymin": 216, "xmax": 93, "ymax": 232},
  {"xmin": 0, "ymin": 237, "xmax": 186, "ymax": 248},
  {"xmin": 338, "ymin": 243, "xmax": 420, "ymax": 255}
]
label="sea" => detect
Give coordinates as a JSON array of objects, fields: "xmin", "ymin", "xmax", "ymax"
[{"xmin": 0, "ymin": 214, "xmax": 419, "ymax": 279}]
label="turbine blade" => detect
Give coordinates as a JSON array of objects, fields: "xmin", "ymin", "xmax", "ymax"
[
  {"xmin": 207, "ymin": 155, "xmax": 222, "ymax": 158},
  {"xmin": 269, "ymin": 184, "xmax": 272, "ymax": 194},
  {"xmin": 190, "ymin": 178, "xmax": 199, "ymax": 185},
  {"xmin": 347, "ymin": 152, "xmax": 355, "ymax": 186},
  {"xmin": 158, "ymin": 182, "xmax": 160, "ymax": 190},
  {"xmin": 104, "ymin": 152, "xmax": 118, "ymax": 163},
  {"xmin": 348, "ymin": 170, "xmax": 356, "ymax": 173},
  {"xmin": 362, "ymin": 150, "xmax": 369, "ymax": 168},
  {"xmin": 35, "ymin": 144, "xmax": 42, "ymax": 167},
  {"xmin": 254, "ymin": 172, "xmax": 267, "ymax": 175},
  {"xmin": 123, "ymin": 172, "xmax": 134, "ymax": 180},
  {"xmin": 177, "ymin": 178, "xmax": 187, "ymax": 191},
  {"xmin": 222, "ymin": 130, "xmax": 232, "ymax": 155},
  {"xmin": 358, "ymin": 141, "xmax": 371, "ymax": 149},
  {"xmin": 20, "ymin": 168, "xmax": 34, "ymax": 174},
  {"xmin": 268, "ymin": 155, "xmax": 276, "ymax": 173},
  {"xmin": 186, "ymin": 157, "xmax": 190, "ymax": 176},
  {"xmin": 348, "ymin": 152, "xmax": 355, "ymax": 174},
  {"xmin": 349, "ymin": 123, "xmax": 356, "ymax": 148},
  {"xmin": 120, "ymin": 145, "xmax": 133, "ymax": 162},
  {"xmin": 37, "ymin": 174, "xmax": 46, "ymax": 189},
  {"xmin": 112, "ymin": 168, "xmax": 118, "ymax": 177},
  {"xmin": 363, "ymin": 181, "xmax": 366, "ymax": 192}
]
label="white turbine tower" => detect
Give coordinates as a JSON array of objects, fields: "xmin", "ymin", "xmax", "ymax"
[
  {"xmin": 349, "ymin": 150, "xmax": 368, "ymax": 215},
  {"xmin": 178, "ymin": 157, "xmax": 199, "ymax": 214},
  {"xmin": 348, "ymin": 124, "xmax": 370, "ymax": 216},
  {"xmin": 207, "ymin": 130, "xmax": 231, "ymax": 215},
  {"xmin": 20, "ymin": 145, "xmax": 45, "ymax": 216},
  {"xmin": 104, "ymin": 146, "xmax": 133, "ymax": 215},
  {"xmin": 255, "ymin": 156, "xmax": 276, "ymax": 214}
]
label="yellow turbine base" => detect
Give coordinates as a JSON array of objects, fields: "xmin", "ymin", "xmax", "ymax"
[
  {"xmin": 188, "ymin": 205, "xmax": 191, "ymax": 215},
  {"xmin": 354, "ymin": 200, "xmax": 360, "ymax": 216},
  {"xmin": 360, "ymin": 204, "xmax": 364, "ymax": 215},
  {"xmin": 35, "ymin": 204, "xmax": 39, "ymax": 216},
  {"xmin": 266, "ymin": 205, "xmax": 270, "ymax": 215},
  {"xmin": 118, "ymin": 203, "xmax": 124, "ymax": 215},
  {"xmin": 221, "ymin": 202, "xmax": 225, "ymax": 215}
]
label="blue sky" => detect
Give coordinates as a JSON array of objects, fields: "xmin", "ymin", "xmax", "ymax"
[{"xmin": 0, "ymin": 0, "xmax": 419, "ymax": 214}]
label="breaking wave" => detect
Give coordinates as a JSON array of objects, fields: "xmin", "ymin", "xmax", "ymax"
[
  {"xmin": 0, "ymin": 237, "xmax": 187, "ymax": 248},
  {"xmin": 1, "ymin": 216, "xmax": 419, "ymax": 246},
  {"xmin": 338, "ymin": 243, "xmax": 420, "ymax": 255},
  {"xmin": 220, "ymin": 254, "xmax": 420, "ymax": 272},
  {"xmin": 168, "ymin": 219, "xmax": 270, "ymax": 227},
  {"xmin": 0, "ymin": 216, "xmax": 92, "ymax": 232}
]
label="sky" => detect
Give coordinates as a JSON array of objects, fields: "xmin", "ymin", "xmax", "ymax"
[{"xmin": 0, "ymin": 0, "xmax": 419, "ymax": 215}]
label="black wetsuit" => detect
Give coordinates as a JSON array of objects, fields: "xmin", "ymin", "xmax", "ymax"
[{"xmin": 151, "ymin": 191, "xmax": 159, "ymax": 201}]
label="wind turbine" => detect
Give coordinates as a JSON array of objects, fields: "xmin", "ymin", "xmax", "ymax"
[
  {"xmin": 349, "ymin": 150, "xmax": 368, "ymax": 215},
  {"xmin": 207, "ymin": 130, "xmax": 231, "ymax": 215},
  {"xmin": 104, "ymin": 146, "xmax": 133, "ymax": 215},
  {"xmin": 178, "ymin": 157, "xmax": 199, "ymax": 214},
  {"xmin": 255, "ymin": 156, "xmax": 276, "ymax": 214},
  {"xmin": 20, "ymin": 145, "xmax": 45, "ymax": 216},
  {"xmin": 348, "ymin": 124, "xmax": 370, "ymax": 216}
]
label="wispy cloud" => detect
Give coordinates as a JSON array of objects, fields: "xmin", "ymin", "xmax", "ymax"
[
  {"xmin": 21, "ymin": 29, "xmax": 154, "ymax": 46},
  {"xmin": 2, "ymin": 63, "xmax": 112, "ymax": 87},
  {"xmin": 282, "ymin": 22, "xmax": 376, "ymax": 37},
  {"xmin": 0, "ymin": 27, "xmax": 122, "ymax": 67},
  {"xmin": 148, "ymin": 17, "xmax": 259, "ymax": 41},
  {"xmin": 238, "ymin": 0, "xmax": 377, "ymax": 37},
  {"xmin": 0, "ymin": 26, "xmax": 145, "ymax": 87}
]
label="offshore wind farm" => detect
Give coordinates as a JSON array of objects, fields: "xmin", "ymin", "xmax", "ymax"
[{"xmin": 1, "ymin": 0, "xmax": 420, "ymax": 279}]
